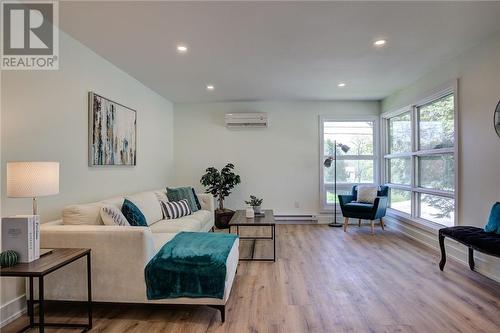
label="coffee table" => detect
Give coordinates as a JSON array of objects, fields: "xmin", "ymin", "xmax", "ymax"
[{"xmin": 228, "ymin": 210, "xmax": 276, "ymax": 262}]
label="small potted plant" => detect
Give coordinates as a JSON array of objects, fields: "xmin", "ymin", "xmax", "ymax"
[
  {"xmin": 200, "ymin": 163, "xmax": 241, "ymax": 229},
  {"xmin": 245, "ymin": 195, "xmax": 263, "ymax": 214}
]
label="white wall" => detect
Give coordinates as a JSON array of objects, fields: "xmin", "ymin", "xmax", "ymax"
[
  {"xmin": 174, "ymin": 101, "xmax": 379, "ymax": 215},
  {"xmin": 0, "ymin": 31, "xmax": 174, "ymax": 325},
  {"xmin": 382, "ymin": 34, "xmax": 500, "ymax": 281}
]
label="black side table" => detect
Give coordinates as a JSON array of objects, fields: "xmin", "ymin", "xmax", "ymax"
[{"xmin": 1, "ymin": 248, "xmax": 92, "ymax": 333}]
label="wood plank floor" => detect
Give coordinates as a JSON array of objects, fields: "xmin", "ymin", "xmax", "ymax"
[{"xmin": 4, "ymin": 224, "xmax": 500, "ymax": 333}]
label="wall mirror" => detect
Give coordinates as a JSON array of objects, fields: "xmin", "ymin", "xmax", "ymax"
[{"xmin": 495, "ymin": 100, "xmax": 500, "ymax": 138}]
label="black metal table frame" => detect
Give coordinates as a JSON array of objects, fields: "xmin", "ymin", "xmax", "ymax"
[
  {"xmin": 229, "ymin": 224, "xmax": 276, "ymax": 262},
  {"xmin": 20, "ymin": 252, "xmax": 92, "ymax": 333}
]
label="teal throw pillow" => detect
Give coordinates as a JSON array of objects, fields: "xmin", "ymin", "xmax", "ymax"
[
  {"xmin": 484, "ymin": 202, "xmax": 500, "ymax": 234},
  {"xmin": 122, "ymin": 199, "xmax": 148, "ymax": 227},
  {"xmin": 167, "ymin": 187, "xmax": 200, "ymax": 212}
]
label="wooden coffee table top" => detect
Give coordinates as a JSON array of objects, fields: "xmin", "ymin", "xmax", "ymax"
[{"xmin": 229, "ymin": 210, "xmax": 275, "ymax": 226}]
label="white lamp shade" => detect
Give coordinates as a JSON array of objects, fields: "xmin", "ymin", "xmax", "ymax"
[{"xmin": 7, "ymin": 162, "xmax": 59, "ymax": 198}]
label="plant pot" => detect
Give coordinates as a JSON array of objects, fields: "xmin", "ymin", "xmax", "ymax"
[
  {"xmin": 214, "ymin": 209, "xmax": 235, "ymax": 229},
  {"xmin": 253, "ymin": 206, "xmax": 261, "ymax": 214}
]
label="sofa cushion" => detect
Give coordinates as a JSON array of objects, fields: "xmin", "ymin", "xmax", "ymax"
[
  {"xmin": 167, "ymin": 187, "xmax": 200, "ymax": 213},
  {"xmin": 149, "ymin": 217, "xmax": 203, "ymax": 233},
  {"xmin": 154, "ymin": 190, "xmax": 169, "ymax": 204},
  {"xmin": 189, "ymin": 210, "xmax": 213, "ymax": 230},
  {"xmin": 63, "ymin": 203, "xmax": 103, "ymax": 225},
  {"xmin": 152, "ymin": 233, "xmax": 176, "ymax": 252},
  {"xmin": 122, "ymin": 199, "xmax": 148, "ymax": 227},
  {"xmin": 125, "ymin": 191, "xmax": 163, "ymax": 225},
  {"xmin": 100, "ymin": 196, "xmax": 124, "ymax": 209}
]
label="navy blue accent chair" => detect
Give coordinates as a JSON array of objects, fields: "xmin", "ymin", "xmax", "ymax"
[{"xmin": 338, "ymin": 185, "xmax": 389, "ymax": 234}]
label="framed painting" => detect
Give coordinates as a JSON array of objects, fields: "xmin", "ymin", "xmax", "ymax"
[{"xmin": 89, "ymin": 92, "xmax": 137, "ymax": 166}]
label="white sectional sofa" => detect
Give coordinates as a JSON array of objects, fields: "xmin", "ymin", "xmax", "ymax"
[{"xmin": 39, "ymin": 189, "xmax": 239, "ymax": 321}]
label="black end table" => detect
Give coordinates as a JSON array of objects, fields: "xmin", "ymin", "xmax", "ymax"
[
  {"xmin": 1, "ymin": 248, "xmax": 92, "ymax": 333},
  {"xmin": 229, "ymin": 210, "xmax": 276, "ymax": 262}
]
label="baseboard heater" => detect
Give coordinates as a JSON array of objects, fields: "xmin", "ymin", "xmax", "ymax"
[{"xmin": 274, "ymin": 214, "xmax": 318, "ymax": 221}]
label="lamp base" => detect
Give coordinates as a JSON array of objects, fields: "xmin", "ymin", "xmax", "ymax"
[{"xmin": 328, "ymin": 223, "xmax": 343, "ymax": 228}]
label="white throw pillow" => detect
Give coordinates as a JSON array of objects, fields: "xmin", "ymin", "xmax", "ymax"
[
  {"xmin": 154, "ymin": 190, "xmax": 169, "ymax": 204},
  {"xmin": 100, "ymin": 205, "xmax": 130, "ymax": 226},
  {"xmin": 125, "ymin": 191, "xmax": 163, "ymax": 225},
  {"xmin": 356, "ymin": 185, "xmax": 378, "ymax": 204}
]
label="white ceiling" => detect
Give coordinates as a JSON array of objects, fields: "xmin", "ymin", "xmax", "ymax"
[{"xmin": 60, "ymin": 1, "xmax": 500, "ymax": 103}]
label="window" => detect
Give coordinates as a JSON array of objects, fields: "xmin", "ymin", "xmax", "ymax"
[
  {"xmin": 320, "ymin": 118, "xmax": 378, "ymax": 209},
  {"xmin": 383, "ymin": 89, "xmax": 456, "ymax": 227}
]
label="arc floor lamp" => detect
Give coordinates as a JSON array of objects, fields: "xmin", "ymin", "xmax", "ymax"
[{"xmin": 323, "ymin": 141, "xmax": 350, "ymax": 227}]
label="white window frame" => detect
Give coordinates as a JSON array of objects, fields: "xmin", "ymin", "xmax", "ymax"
[
  {"xmin": 381, "ymin": 81, "xmax": 459, "ymax": 229},
  {"xmin": 319, "ymin": 115, "xmax": 380, "ymax": 212}
]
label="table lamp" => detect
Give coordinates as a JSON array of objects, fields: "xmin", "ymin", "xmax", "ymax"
[{"xmin": 7, "ymin": 162, "xmax": 59, "ymax": 215}]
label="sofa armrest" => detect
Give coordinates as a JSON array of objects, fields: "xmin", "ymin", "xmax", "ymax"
[
  {"xmin": 40, "ymin": 224, "xmax": 157, "ymax": 301},
  {"xmin": 197, "ymin": 193, "xmax": 215, "ymax": 212}
]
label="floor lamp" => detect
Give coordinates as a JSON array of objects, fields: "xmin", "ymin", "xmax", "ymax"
[{"xmin": 323, "ymin": 141, "xmax": 350, "ymax": 227}]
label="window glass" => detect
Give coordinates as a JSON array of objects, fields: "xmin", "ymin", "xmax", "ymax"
[
  {"xmin": 388, "ymin": 157, "xmax": 411, "ymax": 185},
  {"xmin": 419, "ymin": 194, "xmax": 455, "ymax": 227},
  {"xmin": 419, "ymin": 155, "xmax": 454, "ymax": 191},
  {"xmin": 389, "ymin": 112, "xmax": 411, "ymax": 153},
  {"xmin": 326, "ymin": 189, "xmax": 352, "ymax": 204},
  {"xmin": 324, "ymin": 122, "xmax": 374, "ymax": 156},
  {"xmin": 418, "ymin": 94, "xmax": 454, "ymax": 150},
  {"xmin": 385, "ymin": 91, "xmax": 456, "ymax": 227},
  {"xmin": 389, "ymin": 189, "xmax": 411, "ymax": 214},
  {"xmin": 322, "ymin": 120, "xmax": 376, "ymax": 207},
  {"xmin": 325, "ymin": 160, "xmax": 374, "ymax": 184}
]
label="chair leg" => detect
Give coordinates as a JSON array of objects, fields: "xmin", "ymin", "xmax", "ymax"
[
  {"xmin": 370, "ymin": 220, "xmax": 375, "ymax": 235},
  {"xmin": 468, "ymin": 247, "xmax": 475, "ymax": 271},
  {"xmin": 358, "ymin": 219, "xmax": 361, "ymax": 227},
  {"xmin": 380, "ymin": 217, "xmax": 385, "ymax": 230},
  {"xmin": 343, "ymin": 217, "xmax": 349, "ymax": 232},
  {"xmin": 439, "ymin": 234, "xmax": 446, "ymax": 271}
]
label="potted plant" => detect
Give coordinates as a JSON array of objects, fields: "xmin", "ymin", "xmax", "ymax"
[
  {"xmin": 245, "ymin": 195, "xmax": 263, "ymax": 214},
  {"xmin": 200, "ymin": 163, "xmax": 241, "ymax": 229}
]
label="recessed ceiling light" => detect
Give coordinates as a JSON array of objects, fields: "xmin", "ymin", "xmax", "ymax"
[
  {"xmin": 176, "ymin": 44, "xmax": 188, "ymax": 53},
  {"xmin": 337, "ymin": 82, "xmax": 346, "ymax": 87},
  {"xmin": 374, "ymin": 39, "xmax": 387, "ymax": 47},
  {"xmin": 206, "ymin": 85, "xmax": 215, "ymax": 91}
]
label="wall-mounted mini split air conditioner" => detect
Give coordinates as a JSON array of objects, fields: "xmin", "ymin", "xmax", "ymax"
[{"xmin": 224, "ymin": 113, "xmax": 268, "ymax": 128}]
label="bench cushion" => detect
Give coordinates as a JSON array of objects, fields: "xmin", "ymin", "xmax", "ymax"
[{"xmin": 440, "ymin": 226, "xmax": 500, "ymax": 256}]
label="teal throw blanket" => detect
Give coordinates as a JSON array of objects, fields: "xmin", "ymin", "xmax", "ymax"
[{"xmin": 145, "ymin": 232, "xmax": 238, "ymax": 299}]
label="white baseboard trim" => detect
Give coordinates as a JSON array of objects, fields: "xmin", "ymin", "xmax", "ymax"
[
  {"xmin": 0, "ymin": 294, "xmax": 26, "ymax": 328},
  {"xmin": 383, "ymin": 215, "xmax": 500, "ymax": 283}
]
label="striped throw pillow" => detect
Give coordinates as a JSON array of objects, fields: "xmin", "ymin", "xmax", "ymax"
[{"xmin": 160, "ymin": 199, "xmax": 192, "ymax": 219}]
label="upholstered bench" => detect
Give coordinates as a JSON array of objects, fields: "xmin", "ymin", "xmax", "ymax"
[{"xmin": 438, "ymin": 226, "xmax": 500, "ymax": 271}]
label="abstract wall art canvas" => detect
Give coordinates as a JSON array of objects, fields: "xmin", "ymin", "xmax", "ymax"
[{"xmin": 89, "ymin": 92, "xmax": 137, "ymax": 166}]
